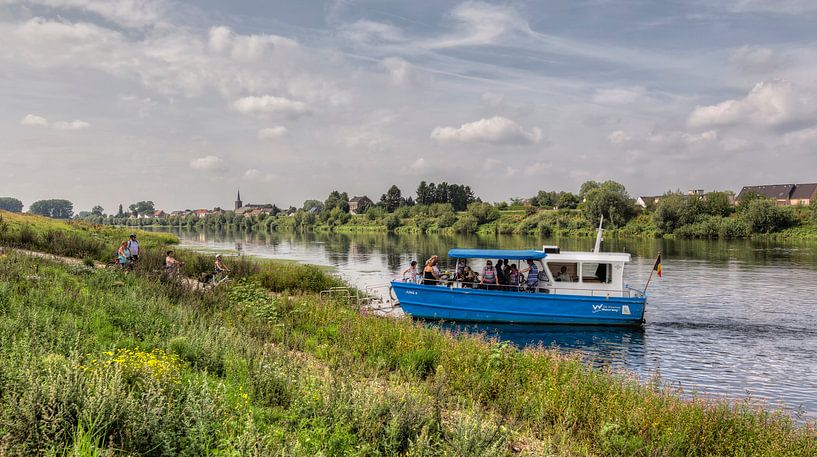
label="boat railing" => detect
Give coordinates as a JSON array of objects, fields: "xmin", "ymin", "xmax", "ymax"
[{"xmin": 394, "ymin": 277, "xmax": 646, "ymax": 298}]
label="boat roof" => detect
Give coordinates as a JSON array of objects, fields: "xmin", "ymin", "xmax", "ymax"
[
  {"xmin": 448, "ymin": 248, "xmax": 547, "ymax": 260},
  {"xmin": 545, "ymin": 251, "xmax": 631, "ymax": 262}
]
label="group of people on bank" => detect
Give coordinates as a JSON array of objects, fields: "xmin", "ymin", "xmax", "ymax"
[
  {"xmin": 112, "ymin": 232, "xmax": 229, "ymax": 281},
  {"xmin": 403, "ymin": 256, "xmax": 540, "ymax": 291}
]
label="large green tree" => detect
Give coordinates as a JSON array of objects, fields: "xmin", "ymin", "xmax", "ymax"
[
  {"xmin": 324, "ymin": 191, "xmax": 349, "ymax": 213},
  {"xmin": 29, "ymin": 199, "xmax": 74, "ymax": 219},
  {"xmin": 91, "ymin": 205, "xmax": 104, "ymax": 216},
  {"xmin": 128, "ymin": 201, "xmax": 155, "ymax": 216},
  {"xmin": 579, "ymin": 180, "xmax": 635, "ymax": 227},
  {"xmin": 380, "ymin": 185, "xmax": 402, "ymax": 213},
  {"xmin": 0, "ymin": 197, "xmax": 23, "ymax": 213}
]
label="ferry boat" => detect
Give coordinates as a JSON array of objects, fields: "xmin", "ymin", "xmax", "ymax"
[{"xmin": 390, "ymin": 223, "xmax": 647, "ymax": 326}]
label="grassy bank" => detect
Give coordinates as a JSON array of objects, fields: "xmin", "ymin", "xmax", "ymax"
[
  {"xmin": 1, "ymin": 251, "xmax": 815, "ymax": 455},
  {"xmin": 0, "ymin": 211, "xmax": 177, "ymax": 261}
]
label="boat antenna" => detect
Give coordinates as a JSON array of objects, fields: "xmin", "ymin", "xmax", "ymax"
[{"xmin": 593, "ymin": 215, "xmax": 604, "ymax": 253}]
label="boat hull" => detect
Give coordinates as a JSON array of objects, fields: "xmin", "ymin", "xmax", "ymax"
[{"xmin": 391, "ymin": 282, "xmax": 645, "ymax": 326}]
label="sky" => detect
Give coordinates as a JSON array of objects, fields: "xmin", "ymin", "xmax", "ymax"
[{"xmin": 1, "ymin": 0, "xmax": 817, "ymax": 212}]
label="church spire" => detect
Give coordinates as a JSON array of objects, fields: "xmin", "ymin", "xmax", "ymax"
[{"xmin": 235, "ymin": 188, "xmax": 243, "ymax": 210}]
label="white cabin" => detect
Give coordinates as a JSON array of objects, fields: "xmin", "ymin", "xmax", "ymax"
[{"xmin": 535, "ymin": 250, "xmax": 630, "ymax": 297}]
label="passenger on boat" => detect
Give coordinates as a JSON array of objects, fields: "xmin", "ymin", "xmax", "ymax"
[
  {"xmin": 555, "ymin": 266, "xmax": 572, "ymax": 282},
  {"xmin": 455, "ymin": 259, "xmax": 467, "ymax": 280},
  {"xmin": 423, "ymin": 256, "xmax": 441, "ymax": 285},
  {"xmin": 495, "ymin": 259, "xmax": 507, "ymax": 286},
  {"xmin": 461, "ymin": 266, "xmax": 478, "ymax": 288},
  {"xmin": 402, "ymin": 260, "xmax": 420, "ymax": 283},
  {"xmin": 502, "ymin": 259, "xmax": 511, "ymax": 282},
  {"xmin": 520, "ymin": 259, "xmax": 539, "ymax": 291},
  {"xmin": 508, "ymin": 264, "xmax": 520, "ymax": 288},
  {"xmin": 480, "ymin": 260, "xmax": 497, "ymax": 290}
]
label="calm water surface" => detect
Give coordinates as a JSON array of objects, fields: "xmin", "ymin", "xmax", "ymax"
[{"xmin": 165, "ymin": 228, "xmax": 817, "ymax": 419}]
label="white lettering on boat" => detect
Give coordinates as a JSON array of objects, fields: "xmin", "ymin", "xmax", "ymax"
[{"xmin": 591, "ymin": 304, "xmax": 621, "ymax": 313}]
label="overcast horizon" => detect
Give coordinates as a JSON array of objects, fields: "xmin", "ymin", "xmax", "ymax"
[{"xmin": 2, "ymin": 0, "xmax": 817, "ymax": 212}]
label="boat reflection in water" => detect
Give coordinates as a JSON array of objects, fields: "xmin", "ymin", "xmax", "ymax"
[{"xmin": 434, "ymin": 322, "xmax": 646, "ymax": 370}]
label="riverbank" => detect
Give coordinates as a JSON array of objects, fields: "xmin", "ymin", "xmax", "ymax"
[
  {"xmin": 2, "ymin": 213, "xmax": 817, "ymax": 454},
  {"xmin": 81, "ymin": 204, "xmax": 817, "ymax": 241},
  {"xmin": 2, "ymin": 251, "xmax": 816, "ymax": 455}
]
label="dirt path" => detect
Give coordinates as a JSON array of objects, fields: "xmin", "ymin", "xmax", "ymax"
[{"xmin": 6, "ymin": 248, "xmax": 201, "ymax": 290}]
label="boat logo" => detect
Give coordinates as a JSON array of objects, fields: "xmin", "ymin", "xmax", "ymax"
[
  {"xmin": 406, "ymin": 290, "xmax": 418, "ymax": 295},
  {"xmin": 591, "ymin": 304, "xmax": 621, "ymax": 313}
]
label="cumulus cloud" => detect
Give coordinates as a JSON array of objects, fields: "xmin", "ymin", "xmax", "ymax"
[
  {"xmin": 20, "ymin": 114, "xmax": 89, "ymax": 129},
  {"xmin": 382, "ymin": 57, "xmax": 428, "ymax": 87},
  {"xmin": 729, "ymin": 46, "xmax": 781, "ymax": 73},
  {"xmin": 783, "ymin": 127, "xmax": 817, "ymax": 145},
  {"xmin": 257, "ymin": 126, "xmax": 288, "ymax": 140},
  {"xmin": 189, "ymin": 155, "xmax": 226, "ymax": 171},
  {"xmin": 243, "ymin": 168, "xmax": 260, "ymax": 179},
  {"xmin": 207, "ymin": 26, "xmax": 297, "ymax": 61},
  {"xmin": 409, "ymin": 157, "xmax": 427, "ymax": 171},
  {"xmin": 431, "ymin": 116, "xmax": 543, "ymax": 145},
  {"xmin": 430, "ymin": 1, "xmax": 532, "ymax": 48},
  {"xmin": 687, "ymin": 79, "xmax": 814, "ymax": 130},
  {"xmin": 20, "ymin": 114, "xmax": 49, "ymax": 126},
  {"xmin": 231, "ymin": 95, "xmax": 308, "ymax": 118}
]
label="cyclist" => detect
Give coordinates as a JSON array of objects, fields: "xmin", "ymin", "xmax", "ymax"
[
  {"xmin": 214, "ymin": 254, "xmax": 230, "ymax": 282},
  {"xmin": 165, "ymin": 250, "xmax": 183, "ymax": 275}
]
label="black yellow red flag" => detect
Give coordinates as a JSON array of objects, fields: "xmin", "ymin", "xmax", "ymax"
[{"xmin": 652, "ymin": 254, "xmax": 662, "ymax": 277}]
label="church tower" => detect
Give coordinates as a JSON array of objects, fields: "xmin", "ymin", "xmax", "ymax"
[{"xmin": 235, "ymin": 189, "xmax": 242, "ymax": 210}]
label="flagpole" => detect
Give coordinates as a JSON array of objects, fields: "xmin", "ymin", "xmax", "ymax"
[{"xmin": 644, "ymin": 251, "xmax": 661, "ymax": 292}]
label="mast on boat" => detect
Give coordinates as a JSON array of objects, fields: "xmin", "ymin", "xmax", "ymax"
[{"xmin": 593, "ymin": 215, "xmax": 604, "ymax": 253}]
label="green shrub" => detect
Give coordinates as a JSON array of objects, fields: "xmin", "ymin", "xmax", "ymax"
[
  {"xmin": 741, "ymin": 199, "xmax": 796, "ymax": 233},
  {"xmin": 466, "ymin": 202, "xmax": 500, "ymax": 225},
  {"xmin": 384, "ymin": 214, "xmax": 401, "ymax": 231},
  {"xmin": 257, "ymin": 262, "xmax": 342, "ymax": 293},
  {"xmin": 451, "ymin": 215, "xmax": 479, "ymax": 234},
  {"xmin": 436, "ymin": 212, "xmax": 457, "ymax": 228}
]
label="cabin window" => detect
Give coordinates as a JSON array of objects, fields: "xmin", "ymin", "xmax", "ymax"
[
  {"xmin": 580, "ymin": 263, "xmax": 612, "ymax": 283},
  {"xmin": 548, "ymin": 262, "xmax": 577, "ymax": 282}
]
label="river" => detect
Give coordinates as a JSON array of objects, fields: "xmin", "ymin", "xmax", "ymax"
[{"xmin": 161, "ymin": 227, "xmax": 817, "ymax": 420}]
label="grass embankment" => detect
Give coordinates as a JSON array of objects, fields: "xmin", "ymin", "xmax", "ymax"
[
  {"xmin": 1, "ymin": 254, "xmax": 815, "ymax": 454},
  {"xmin": 0, "ymin": 211, "xmax": 177, "ymax": 261}
]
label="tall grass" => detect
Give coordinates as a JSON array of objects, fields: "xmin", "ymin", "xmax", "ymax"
[
  {"xmin": 1, "ymin": 235, "xmax": 815, "ymax": 454},
  {"xmin": 0, "ymin": 210, "xmax": 177, "ymax": 261}
]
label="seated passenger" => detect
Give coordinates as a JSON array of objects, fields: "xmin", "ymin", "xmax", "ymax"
[
  {"xmin": 423, "ymin": 256, "xmax": 441, "ymax": 285},
  {"xmin": 462, "ymin": 266, "xmax": 478, "ymax": 287},
  {"xmin": 520, "ymin": 259, "xmax": 539, "ymax": 291},
  {"xmin": 455, "ymin": 259, "xmax": 467, "ymax": 280},
  {"xmin": 480, "ymin": 260, "xmax": 497, "ymax": 290},
  {"xmin": 556, "ymin": 265, "xmax": 572, "ymax": 282}
]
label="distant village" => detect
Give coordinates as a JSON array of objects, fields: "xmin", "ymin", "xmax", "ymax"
[{"xmin": 132, "ymin": 182, "xmax": 817, "ymax": 220}]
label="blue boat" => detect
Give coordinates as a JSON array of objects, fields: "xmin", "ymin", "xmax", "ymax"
[{"xmin": 391, "ymin": 226, "xmax": 647, "ymax": 326}]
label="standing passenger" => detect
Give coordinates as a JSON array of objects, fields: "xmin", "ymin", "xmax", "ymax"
[
  {"xmin": 402, "ymin": 260, "xmax": 419, "ymax": 283},
  {"xmin": 495, "ymin": 259, "xmax": 507, "ymax": 287},
  {"xmin": 480, "ymin": 260, "xmax": 497, "ymax": 290},
  {"xmin": 520, "ymin": 259, "xmax": 539, "ymax": 291},
  {"xmin": 508, "ymin": 264, "xmax": 520, "ymax": 288}
]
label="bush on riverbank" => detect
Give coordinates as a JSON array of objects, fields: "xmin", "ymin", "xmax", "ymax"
[{"xmin": 1, "ymin": 252, "xmax": 815, "ymax": 455}]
